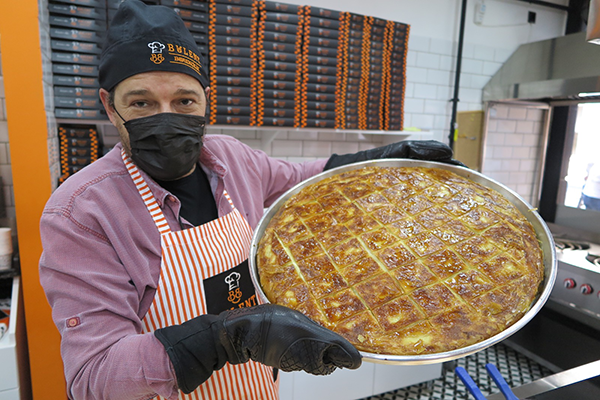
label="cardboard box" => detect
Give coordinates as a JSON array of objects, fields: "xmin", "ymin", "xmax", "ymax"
[
  {"xmin": 53, "ymin": 75, "xmax": 99, "ymax": 87},
  {"xmin": 345, "ymin": 99, "xmax": 359, "ymax": 108},
  {"xmin": 53, "ymin": 63, "xmax": 98, "ymax": 77},
  {"xmin": 183, "ymin": 20, "xmax": 208, "ymax": 33},
  {"xmin": 264, "ymin": 21, "xmax": 298, "ymax": 34},
  {"xmin": 306, "ymin": 92, "xmax": 334, "ymax": 102},
  {"xmin": 51, "ymin": 52, "xmax": 100, "ymax": 65},
  {"xmin": 263, "ymin": 108, "xmax": 295, "ymax": 118},
  {"xmin": 265, "ymin": 12, "xmax": 300, "ymax": 24},
  {"xmin": 309, "ymin": 17, "xmax": 340, "ymax": 29},
  {"xmin": 48, "ymin": 3, "xmax": 105, "ymax": 19},
  {"xmin": 214, "ymin": 0, "xmax": 254, "ymax": 6},
  {"xmin": 264, "ymin": 60, "xmax": 297, "ymax": 72},
  {"xmin": 51, "ymin": 39, "xmax": 102, "ymax": 54},
  {"xmin": 54, "ymin": 86, "xmax": 99, "ymax": 98},
  {"xmin": 263, "ymin": 41, "xmax": 296, "ymax": 54},
  {"xmin": 66, "ymin": 147, "xmax": 95, "ymax": 156},
  {"xmin": 308, "ymin": 27, "xmax": 339, "ymax": 39},
  {"xmin": 262, "ymin": 117, "xmax": 295, "ymax": 127},
  {"xmin": 215, "ymin": 76, "xmax": 252, "ymax": 86},
  {"xmin": 307, "ymin": 110, "xmax": 334, "ymax": 119},
  {"xmin": 50, "ymin": 27, "xmax": 102, "ymax": 43},
  {"xmin": 307, "ymin": 55, "xmax": 337, "ymax": 66},
  {"xmin": 306, "ymin": 101, "xmax": 335, "ymax": 111},
  {"xmin": 306, "ymin": 83, "xmax": 335, "ymax": 94},
  {"xmin": 219, "ymin": 86, "xmax": 252, "ymax": 97},
  {"xmin": 215, "ymin": 115, "xmax": 251, "ymax": 125},
  {"xmin": 65, "ymin": 156, "xmax": 94, "ymax": 166},
  {"xmin": 305, "ymin": 119, "xmax": 335, "ymax": 128},
  {"xmin": 59, "ymin": 125, "xmax": 98, "ymax": 138},
  {"xmin": 263, "ymin": 98, "xmax": 293, "ymax": 108},
  {"xmin": 264, "ymin": 2, "xmax": 300, "ymax": 14},
  {"xmin": 263, "ymin": 70, "xmax": 295, "ymax": 81},
  {"xmin": 55, "ymin": 108, "xmax": 107, "ymax": 120},
  {"xmin": 216, "ymin": 65, "xmax": 252, "ymax": 77},
  {"xmin": 215, "ymin": 25, "xmax": 251, "ymax": 37},
  {"xmin": 345, "ymin": 91, "xmax": 359, "ymax": 100},
  {"xmin": 216, "ymin": 55, "xmax": 252, "ymax": 66},
  {"xmin": 216, "ymin": 105, "xmax": 251, "ymax": 115},
  {"xmin": 309, "ymin": 36, "xmax": 338, "ymax": 48},
  {"xmin": 308, "ymin": 46, "xmax": 337, "ymax": 58},
  {"xmin": 307, "ymin": 64, "xmax": 336, "ymax": 76},
  {"xmin": 262, "ymin": 31, "xmax": 297, "ymax": 44},
  {"xmin": 263, "ymin": 89, "xmax": 295, "ymax": 100},
  {"xmin": 307, "ymin": 74, "xmax": 336, "ymax": 85},
  {"xmin": 215, "ymin": 46, "xmax": 252, "ymax": 58},
  {"xmin": 172, "ymin": 8, "xmax": 207, "ymax": 23},
  {"xmin": 160, "ymin": 0, "xmax": 208, "ymax": 11},
  {"xmin": 264, "ymin": 51, "xmax": 296, "ymax": 63},
  {"xmin": 192, "ymin": 32, "xmax": 208, "ymax": 44},
  {"xmin": 52, "ymin": 0, "xmax": 105, "ymax": 7},
  {"xmin": 308, "ymin": 7, "xmax": 340, "ymax": 20},
  {"xmin": 49, "ymin": 15, "xmax": 106, "ymax": 31},
  {"xmin": 216, "ymin": 3, "xmax": 253, "ymax": 17},
  {"xmin": 215, "ymin": 35, "xmax": 252, "ymax": 47},
  {"xmin": 215, "ymin": 96, "xmax": 251, "ymax": 106},
  {"xmin": 62, "ymin": 136, "xmax": 96, "ymax": 147},
  {"xmin": 215, "ymin": 14, "xmax": 253, "ymax": 27},
  {"xmin": 263, "ymin": 79, "xmax": 295, "ymax": 91}
]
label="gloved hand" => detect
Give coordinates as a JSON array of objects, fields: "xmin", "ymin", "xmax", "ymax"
[
  {"xmin": 154, "ymin": 304, "xmax": 362, "ymax": 394},
  {"xmin": 324, "ymin": 140, "xmax": 465, "ymax": 170}
]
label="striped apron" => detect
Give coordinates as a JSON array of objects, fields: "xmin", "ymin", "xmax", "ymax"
[{"xmin": 122, "ymin": 150, "xmax": 279, "ymax": 400}]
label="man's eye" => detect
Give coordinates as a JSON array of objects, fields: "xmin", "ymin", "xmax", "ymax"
[
  {"xmin": 181, "ymin": 99, "xmax": 195, "ymax": 106},
  {"xmin": 132, "ymin": 101, "xmax": 147, "ymax": 108}
]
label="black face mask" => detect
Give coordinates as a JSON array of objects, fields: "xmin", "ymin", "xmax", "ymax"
[{"xmin": 120, "ymin": 112, "xmax": 206, "ymax": 181}]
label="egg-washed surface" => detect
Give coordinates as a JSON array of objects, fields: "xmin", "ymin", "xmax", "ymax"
[{"xmin": 256, "ymin": 167, "xmax": 544, "ymax": 355}]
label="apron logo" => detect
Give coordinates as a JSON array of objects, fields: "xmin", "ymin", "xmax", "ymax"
[
  {"xmin": 225, "ymin": 272, "xmax": 243, "ymax": 304},
  {"xmin": 148, "ymin": 41, "xmax": 165, "ymax": 64}
]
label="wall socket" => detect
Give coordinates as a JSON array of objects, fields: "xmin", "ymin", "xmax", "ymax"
[{"xmin": 528, "ymin": 11, "xmax": 537, "ymax": 24}]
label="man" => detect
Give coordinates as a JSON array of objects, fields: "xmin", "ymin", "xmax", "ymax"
[{"xmin": 39, "ymin": 1, "xmax": 460, "ymax": 399}]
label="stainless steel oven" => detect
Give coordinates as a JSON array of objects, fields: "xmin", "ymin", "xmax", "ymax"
[{"xmin": 502, "ymin": 223, "xmax": 600, "ymax": 399}]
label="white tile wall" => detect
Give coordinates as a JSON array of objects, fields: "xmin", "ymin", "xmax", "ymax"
[
  {"xmin": 482, "ymin": 103, "xmax": 549, "ymax": 205},
  {"xmin": 0, "ymin": 50, "xmax": 15, "ymax": 221}
]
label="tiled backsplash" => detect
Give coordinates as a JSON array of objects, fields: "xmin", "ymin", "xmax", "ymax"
[{"xmin": 482, "ymin": 103, "xmax": 549, "ymax": 206}]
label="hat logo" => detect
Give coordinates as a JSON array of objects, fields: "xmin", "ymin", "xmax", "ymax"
[{"xmin": 148, "ymin": 41, "xmax": 166, "ymax": 64}]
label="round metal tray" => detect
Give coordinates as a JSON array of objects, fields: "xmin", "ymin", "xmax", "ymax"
[{"xmin": 249, "ymin": 159, "xmax": 557, "ymax": 365}]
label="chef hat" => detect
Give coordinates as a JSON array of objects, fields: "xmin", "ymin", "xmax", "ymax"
[{"xmin": 99, "ymin": 0, "xmax": 209, "ymax": 91}]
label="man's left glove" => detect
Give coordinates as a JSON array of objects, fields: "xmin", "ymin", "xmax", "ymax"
[{"xmin": 324, "ymin": 140, "xmax": 465, "ymax": 170}]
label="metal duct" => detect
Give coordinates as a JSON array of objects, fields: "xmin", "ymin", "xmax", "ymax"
[{"xmin": 483, "ymin": 32, "xmax": 600, "ymax": 102}]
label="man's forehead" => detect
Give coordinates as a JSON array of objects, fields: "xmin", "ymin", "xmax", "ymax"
[{"xmin": 115, "ymin": 72, "xmax": 205, "ymax": 96}]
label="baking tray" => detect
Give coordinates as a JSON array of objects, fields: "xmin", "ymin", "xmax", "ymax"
[{"xmin": 248, "ymin": 159, "xmax": 557, "ymax": 365}]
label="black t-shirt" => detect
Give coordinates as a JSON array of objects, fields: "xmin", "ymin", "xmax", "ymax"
[{"xmin": 156, "ymin": 166, "xmax": 218, "ymax": 226}]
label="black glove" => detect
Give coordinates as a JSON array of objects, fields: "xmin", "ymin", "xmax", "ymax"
[
  {"xmin": 324, "ymin": 140, "xmax": 465, "ymax": 170},
  {"xmin": 154, "ymin": 304, "xmax": 362, "ymax": 394}
]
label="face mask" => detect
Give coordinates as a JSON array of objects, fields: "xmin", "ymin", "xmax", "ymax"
[{"xmin": 121, "ymin": 112, "xmax": 206, "ymax": 181}]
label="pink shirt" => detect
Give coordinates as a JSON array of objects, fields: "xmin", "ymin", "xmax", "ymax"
[{"xmin": 39, "ymin": 135, "xmax": 327, "ymax": 400}]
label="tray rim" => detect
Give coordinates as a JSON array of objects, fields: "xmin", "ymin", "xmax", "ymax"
[{"xmin": 249, "ymin": 159, "xmax": 557, "ymax": 365}]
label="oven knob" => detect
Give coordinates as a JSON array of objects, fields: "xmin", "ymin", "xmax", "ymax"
[
  {"xmin": 564, "ymin": 278, "xmax": 576, "ymax": 289},
  {"xmin": 581, "ymin": 284, "xmax": 594, "ymax": 295}
]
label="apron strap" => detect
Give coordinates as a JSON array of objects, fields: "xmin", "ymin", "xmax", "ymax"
[{"xmin": 121, "ymin": 149, "xmax": 171, "ymax": 234}]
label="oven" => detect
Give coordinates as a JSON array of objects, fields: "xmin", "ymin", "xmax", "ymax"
[{"xmin": 500, "ymin": 223, "xmax": 600, "ymax": 399}]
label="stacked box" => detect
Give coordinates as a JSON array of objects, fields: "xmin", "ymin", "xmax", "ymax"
[
  {"xmin": 49, "ymin": 0, "xmax": 108, "ymax": 120},
  {"xmin": 340, "ymin": 14, "xmax": 387, "ymax": 130},
  {"xmin": 298, "ymin": 6, "xmax": 345, "ymax": 129},
  {"xmin": 58, "ymin": 124, "xmax": 101, "ymax": 184},
  {"xmin": 253, "ymin": 1, "xmax": 304, "ymax": 127},
  {"xmin": 209, "ymin": 0, "xmax": 258, "ymax": 125},
  {"xmin": 158, "ymin": 0, "xmax": 209, "ymax": 58},
  {"xmin": 385, "ymin": 21, "xmax": 409, "ymax": 131}
]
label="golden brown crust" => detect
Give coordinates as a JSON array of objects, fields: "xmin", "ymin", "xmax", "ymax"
[{"xmin": 257, "ymin": 167, "xmax": 544, "ymax": 355}]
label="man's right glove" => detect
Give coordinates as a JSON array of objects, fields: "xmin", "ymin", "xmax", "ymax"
[{"xmin": 154, "ymin": 304, "xmax": 362, "ymax": 394}]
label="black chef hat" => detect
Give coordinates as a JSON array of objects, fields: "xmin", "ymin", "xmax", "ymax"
[{"xmin": 99, "ymin": 0, "xmax": 209, "ymax": 91}]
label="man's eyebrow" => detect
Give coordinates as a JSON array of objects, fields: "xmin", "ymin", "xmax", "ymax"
[
  {"xmin": 174, "ymin": 88, "xmax": 203, "ymax": 97},
  {"xmin": 123, "ymin": 89, "xmax": 149, "ymax": 98}
]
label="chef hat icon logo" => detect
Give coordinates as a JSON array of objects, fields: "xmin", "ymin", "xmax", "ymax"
[{"xmin": 148, "ymin": 41, "xmax": 166, "ymax": 64}]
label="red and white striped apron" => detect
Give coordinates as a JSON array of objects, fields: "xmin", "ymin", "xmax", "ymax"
[{"xmin": 122, "ymin": 150, "xmax": 278, "ymax": 400}]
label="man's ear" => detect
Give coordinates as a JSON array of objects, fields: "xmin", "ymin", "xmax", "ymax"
[{"xmin": 99, "ymin": 88, "xmax": 118, "ymax": 126}]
